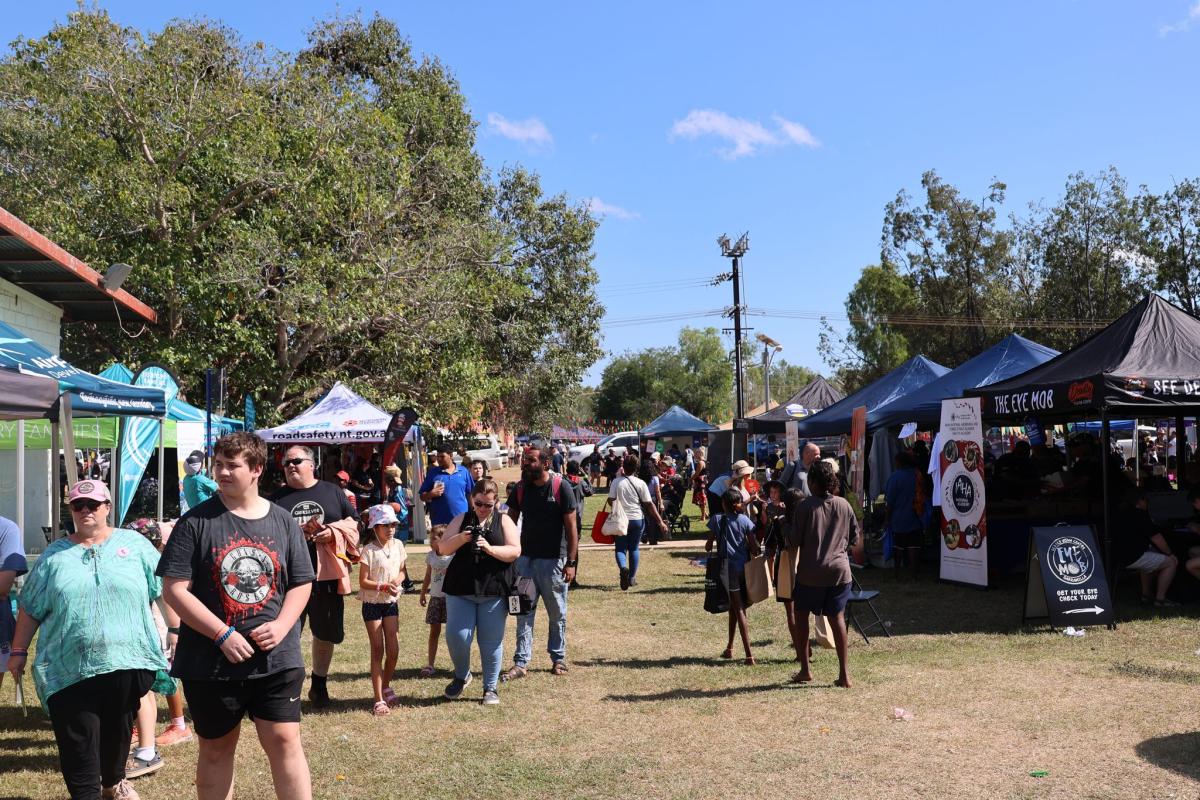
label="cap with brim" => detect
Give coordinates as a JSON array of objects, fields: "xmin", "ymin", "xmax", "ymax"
[
  {"xmin": 368, "ymin": 504, "xmax": 399, "ymax": 527},
  {"xmin": 731, "ymin": 460, "xmax": 754, "ymax": 478},
  {"xmin": 69, "ymin": 480, "xmax": 111, "ymax": 504},
  {"xmin": 336, "ymin": 470, "xmax": 350, "ymax": 481},
  {"xmin": 384, "ymin": 465, "xmax": 402, "ymax": 482}
]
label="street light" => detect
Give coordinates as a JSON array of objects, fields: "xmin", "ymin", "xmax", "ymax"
[{"xmin": 756, "ymin": 333, "xmax": 782, "ymax": 410}]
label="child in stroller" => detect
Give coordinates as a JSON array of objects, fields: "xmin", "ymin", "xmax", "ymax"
[{"xmin": 660, "ymin": 472, "xmax": 691, "ymax": 536}]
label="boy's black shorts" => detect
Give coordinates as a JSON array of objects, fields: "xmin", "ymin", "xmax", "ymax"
[{"xmin": 182, "ymin": 667, "xmax": 306, "ymax": 739}]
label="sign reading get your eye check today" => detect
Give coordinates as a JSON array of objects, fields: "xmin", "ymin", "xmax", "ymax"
[{"xmin": 938, "ymin": 397, "xmax": 988, "ymax": 587}]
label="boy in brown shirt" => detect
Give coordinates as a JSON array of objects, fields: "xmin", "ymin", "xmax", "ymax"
[{"xmin": 786, "ymin": 460, "xmax": 857, "ymax": 688}]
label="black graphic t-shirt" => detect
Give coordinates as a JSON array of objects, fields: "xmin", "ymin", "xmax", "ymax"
[
  {"xmin": 157, "ymin": 497, "xmax": 315, "ymax": 680},
  {"xmin": 270, "ymin": 480, "xmax": 356, "ymax": 588}
]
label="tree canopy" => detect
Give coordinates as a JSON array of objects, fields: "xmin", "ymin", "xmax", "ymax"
[{"xmin": 0, "ymin": 10, "xmax": 601, "ymax": 426}]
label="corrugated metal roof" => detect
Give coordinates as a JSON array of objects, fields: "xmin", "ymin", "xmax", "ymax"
[{"xmin": 0, "ymin": 207, "xmax": 156, "ymax": 324}]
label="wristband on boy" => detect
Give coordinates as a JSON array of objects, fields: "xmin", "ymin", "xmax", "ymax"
[{"xmin": 214, "ymin": 626, "xmax": 235, "ymax": 646}]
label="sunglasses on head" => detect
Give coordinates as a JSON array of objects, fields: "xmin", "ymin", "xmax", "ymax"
[
  {"xmin": 71, "ymin": 500, "xmax": 105, "ymax": 512},
  {"xmin": 283, "ymin": 458, "xmax": 311, "ymax": 467}
]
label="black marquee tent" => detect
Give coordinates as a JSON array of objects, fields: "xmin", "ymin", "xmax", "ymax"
[
  {"xmin": 747, "ymin": 376, "xmax": 845, "ymax": 433},
  {"xmin": 975, "ymin": 294, "xmax": 1200, "ymax": 420},
  {"xmin": 973, "ymin": 294, "xmax": 1200, "ymax": 585}
]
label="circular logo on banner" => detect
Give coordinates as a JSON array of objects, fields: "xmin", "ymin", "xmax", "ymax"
[
  {"xmin": 220, "ymin": 545, "xmax": 276, "ymax": 606},
  {"xmin": 941, "ymin": 461, "xmax": 983, "ymax": 527},
  {"xmin": 1046, "ymin": 536, "xmax": 1094, "ymax": 585}
]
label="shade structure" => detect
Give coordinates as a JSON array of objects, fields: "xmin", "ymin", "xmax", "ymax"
[
  {"xmin": 0, "ymin": 368, "xmax": 61, "ymax": 420},
  {"xmin": 870, "ymin": 334, "xmax": 1059, "ymax": 431},
  {"xmin": 793, "ymin": 355, "xmax": 950, "ymax": 437},
  {"xmin": 748, "ymin": 377, "xmax": 845, "ymax": 433},
  {"xmin": 640, "ymin": 405, "xmax": 718, "ymax": 437},
  {"xmin": 0, "ymin": 320, "xmax": 166, "ymax": 417},
  {"xmin": 975, "ymin": 294, "xmax": 1200, "ymax": 420},
  {"xmin": 256, "ymin": 381, "xmax": 390, "ymax": 443}
]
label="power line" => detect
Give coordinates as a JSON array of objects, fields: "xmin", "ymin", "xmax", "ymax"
[{"xmin": 745, "ymin": 307, "xmax": 1112, "ymax": 330}]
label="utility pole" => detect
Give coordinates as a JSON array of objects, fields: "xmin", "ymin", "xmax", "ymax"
[{"xmin": 717, "ymin": 233, "xmax": 750, "ymax": 420}]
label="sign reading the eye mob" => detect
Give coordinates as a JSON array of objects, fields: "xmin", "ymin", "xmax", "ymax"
[
  {"xmin": 938, "ymin": 398, "xmax": 988, "ymax": 587},
  {"xmin": 1024, "ymin": 525, "xmax": 1114, "ymax": 629}
]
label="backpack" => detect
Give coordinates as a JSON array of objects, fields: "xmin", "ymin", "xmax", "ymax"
[{"xmin": 516, "ymin": 474, "xmax": 565, "ymax": 510}]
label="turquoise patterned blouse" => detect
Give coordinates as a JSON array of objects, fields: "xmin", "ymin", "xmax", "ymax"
[{"xmin": 19, "ymin": 529, "xmax": 168, "ymax": 709}]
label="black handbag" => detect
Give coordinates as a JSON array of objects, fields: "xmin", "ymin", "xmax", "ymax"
[
  {"xmin": 703, "ymin": 518, "xmax": 730, "ymax": 614},
  {"xmin": 507, "ymin": 574, "xmax": 537, "ymax": 616}
]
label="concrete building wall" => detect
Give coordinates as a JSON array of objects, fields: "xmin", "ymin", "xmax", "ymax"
[{"xmin": 0, "ymin": 276, "xmax": 61, "ymax": 553}]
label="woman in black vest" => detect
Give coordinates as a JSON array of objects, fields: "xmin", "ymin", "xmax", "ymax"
[{"xmin": 435, "ymin": 478, "xmax": 521, "ymax": 706}]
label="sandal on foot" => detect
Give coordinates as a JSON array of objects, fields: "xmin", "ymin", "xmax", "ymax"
[
  {"xmin": 501, "ymin": 664, "xmax": 527, "ymax": 682},
  {"xmin": 372, "ymin": 700, "xmax": 390, "ymax": 717},
  {"xmin": 382, "ymin": 687, "xmax": 400, "ymax": 707},
  {"xmin": 419, "ymin": 665, "xmax": 436, "ymax": 678},
  {"xmin": 551, "ymin": 661, "xmax": 569, "ymax": 676}
]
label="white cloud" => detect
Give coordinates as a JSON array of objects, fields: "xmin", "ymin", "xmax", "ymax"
[
  {"xmin": 669, "ymin": 109, "xmax": 820, "ymax": 159},
  {"xmin": 585, "ymin": 197, "xmax": 639, "ymax": 221},
  {"xmin": 486, "ymin": 113, "xmax": 553, "ymax": 147},
  {"xmin": 1159, "ymin": 1, "xmax": 1200, "ymax": 35},
  {"xmin": 772, "ymin": 114, "xmax": 821, "ymax": 148}
]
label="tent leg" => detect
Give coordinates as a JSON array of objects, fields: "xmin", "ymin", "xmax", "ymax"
[
  {"xmin": 157, "ymin": 418, "xmax": 165, "ymax": 523},
  {"xmin": 51, "ymin": 421, "xmax": 60, "ymax": 539},
  {"xmin": 1176, "ymin": 415, "xmax": 1187, "ymax": 486},
  {"xmin": 1101, "ymin": 411, "xmax": 1116, "ymax": 630},
  {"xmin": 60, "ymin": 395, "xmax": 78, "ymax": 487},
  {"xmin": 16, "ymin": 420, "xmax": 25, "ymax": 545}
]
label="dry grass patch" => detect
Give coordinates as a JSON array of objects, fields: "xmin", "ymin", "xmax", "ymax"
[{"xmin": 2, "ymin": 534, "xmax": 1200, "ymax": 799}]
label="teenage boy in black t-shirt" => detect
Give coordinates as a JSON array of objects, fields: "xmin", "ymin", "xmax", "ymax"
[{"xmin": 158, "ymin": 432, "xmax": 314, "ymax": 800}]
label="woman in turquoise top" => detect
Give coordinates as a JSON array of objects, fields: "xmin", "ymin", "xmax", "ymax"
[{"xmin": 7, "ymin": 480, "xmax": 166, "ymax": 800}]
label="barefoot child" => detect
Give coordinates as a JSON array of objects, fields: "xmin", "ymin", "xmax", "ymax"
[
  {"xmin": 418, "ymin": 525, "xmax": 452, "ymax": 677},
  {"xmin": 705, "ymin": 487, "xmax": 759, "ymax": 665},
  {"xmin": 359, "ymin": 505, "xmax": 408, "ymax": 715},
  {"xmin": 787, "ymin": 460, "xmax": 856, "ymax": 688}
]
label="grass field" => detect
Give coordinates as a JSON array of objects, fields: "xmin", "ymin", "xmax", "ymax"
[{"xmin": 3, "ymin": 490, "xmax": 1200, "ymax": 799}]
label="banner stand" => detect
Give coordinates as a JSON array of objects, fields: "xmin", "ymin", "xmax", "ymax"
[{"xmin": 1023, "ymin": 524, "xmax": 1115, "ymax": 631}]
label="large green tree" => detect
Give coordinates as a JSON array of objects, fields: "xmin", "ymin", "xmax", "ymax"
[
  {"xmin": 0, "ymin": 10, "xmax": 600, "ymax": 426},
  {"xmin": 594, "ymin": 327, "xmax": 733, "ymax": 423},
  {"xmin": 1138, "ymin": 178, "xmax": 1200, "ymax": 314},
  {"xmin": 818, "ymin": 262, "xmax": 918, "ymax": 393}
]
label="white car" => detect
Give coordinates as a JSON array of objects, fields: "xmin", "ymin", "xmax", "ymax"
[
  {"xmin": 442, "ymin": 434, "xmax": 509, "ymax": 471},
  {"xmin": 569, "ymin": 431, "xmax": 639, "ymax": 464}
]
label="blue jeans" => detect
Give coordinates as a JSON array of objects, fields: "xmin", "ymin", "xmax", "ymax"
[
  {"xmin": 513, "ymin": 556, "xmax": 568, "ymax": 667},
  {"xmin": 615, "ymin": 518, "xmax": 645, "ymax": 579},
  {"xmin": 444, "ymin": 594, "xmax": 508, "ymax": 691}
]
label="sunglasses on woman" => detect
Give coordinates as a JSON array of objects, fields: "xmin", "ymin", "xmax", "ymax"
[
  {"xmin": 472, "ymin": 500, "xmax": 495, "ymax": 509},
  {"xmin": 71, "ymin": 500, "xmax": 105, "ymax": 512}
]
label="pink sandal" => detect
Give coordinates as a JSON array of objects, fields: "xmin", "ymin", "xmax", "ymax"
[
  {"xmin": 382, "ymin": 687, "xmax": 400, "ymax": 707},
  {"xmin": 372, "ymin": 700, "xmax": 390, "ymax": 716},
  {"xmin": 419, "ymin": 665, "xmax": 436, "ymax": 678}
]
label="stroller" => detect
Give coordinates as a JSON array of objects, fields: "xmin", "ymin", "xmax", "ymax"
[{"xmin": 660, "ymin": 474, "xmax": 691, "ymax": 536}]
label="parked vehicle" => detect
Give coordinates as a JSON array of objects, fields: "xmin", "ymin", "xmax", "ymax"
[
  {"xmin": 569, "ymin": 430, "xmax": 638, "ymax": 464},
  {"xmin": 433, "ymin": 434, "xmax": 509, "ymax": 470}
]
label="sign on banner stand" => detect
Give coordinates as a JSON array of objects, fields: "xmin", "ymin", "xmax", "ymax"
[
  {"xmin": 1023, "ymin": 524, "xmax": 1115, "ymax": 630},
  {"xmin": 938, "ymin": 398, "xmax": 989, "ymax": 587}
]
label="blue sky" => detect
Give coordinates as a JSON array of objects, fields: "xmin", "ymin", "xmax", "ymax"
[{"xmin": 9, "ymin": 2, "xmax": 1200, "ymax": 386}]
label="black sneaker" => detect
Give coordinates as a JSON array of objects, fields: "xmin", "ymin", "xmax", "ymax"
[
  {"xmin": 307, "ymin": 684, "xmax": 331, "ymax": 709},
  {"xmin": 444, "ymin": 672, "xmax": 473, "ymax": 699},
  {"xmin": 619, "ymin": 567, "xmax": 630, "ymax": 591}
]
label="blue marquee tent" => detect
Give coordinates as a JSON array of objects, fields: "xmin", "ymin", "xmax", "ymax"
[
  {"xmin": 869, "ymin": 334, "xmax": 1060, "ymax": 432},
  {"xmin": 640, "ymin": 405, "xmax": 718, "ymax": 437},
  {"xmin": 793, "ymin": 355, "xmax": 950, "ymax": 437},
  {"xmin": 0, "ymin": 321, "xmax": 165, "ymax": 417}
]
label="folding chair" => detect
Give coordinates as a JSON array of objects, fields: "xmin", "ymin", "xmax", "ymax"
[{"xmin": 847, "ymin": 566, "xmax": 890, "ymax": 644}]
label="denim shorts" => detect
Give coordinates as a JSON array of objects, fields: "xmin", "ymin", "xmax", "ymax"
[{"xmin": 361, "ymin": 601, "xmax": 399, "ymax": 622}]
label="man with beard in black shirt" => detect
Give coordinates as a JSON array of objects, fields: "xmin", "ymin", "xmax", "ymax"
[{"xmin": 270, "ymin": 445, "xmax": 357, "ymax": 708}]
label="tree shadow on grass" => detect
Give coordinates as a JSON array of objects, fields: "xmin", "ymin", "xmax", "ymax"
[
  {"xmin": 1135, "ymin": 731, "xmax": 1200, "ymax": 781},
  {"xmin": 578, "ymin": 651, "xmax": 789, "ymax": 670},
  {"xmin": 606, "ymin": 682, "xmax": 822, "ymax": 702}
]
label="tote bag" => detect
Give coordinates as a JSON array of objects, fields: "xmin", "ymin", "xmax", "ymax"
[
  {"xmin": 743, "ymin": 554, "xmax": 774, "ymax": 606},
  {"xmin": 775, "ymin": 547, "xmax": 798, "ymax": 601}
]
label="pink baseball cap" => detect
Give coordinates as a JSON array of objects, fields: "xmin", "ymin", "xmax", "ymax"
[
  {"xmin": 69, "ymin": 480, "xmax": 111, "ymax": 504},
  {"xmin": 336, "ymin": 470, "xmax": 350, "ymax": 481}
]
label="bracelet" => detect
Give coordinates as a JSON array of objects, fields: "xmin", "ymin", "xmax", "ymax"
[
  {"xmin": 167, "ymin": 626, "xmax": 180, "ymax": 634},
  {"xmin": 214, "ymin": 626, "xmax": 235, "ymax": 646},
  {"xmin": 9, "ymin": 648, "xmax": 27, "ymax": 657}
]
